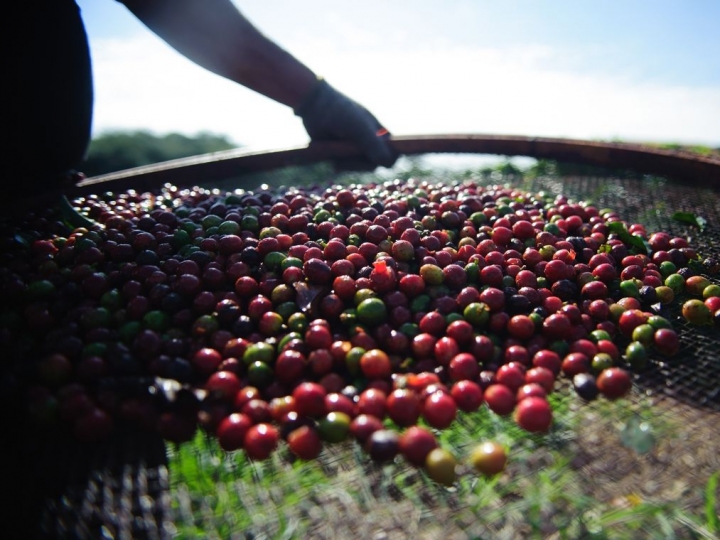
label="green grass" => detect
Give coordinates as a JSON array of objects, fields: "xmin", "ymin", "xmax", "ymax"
[
  {"xmin": 706, "ymin": 472, "xmax": 719, "ymax": 535},
  {"xmin": 166, "ymin": 387, "xmax": 718, "ymax": 539}
]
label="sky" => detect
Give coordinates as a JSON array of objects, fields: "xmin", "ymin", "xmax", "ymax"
[{"xmin": 77, "ymin": 0, "xmax": 720, "ymax": 157}]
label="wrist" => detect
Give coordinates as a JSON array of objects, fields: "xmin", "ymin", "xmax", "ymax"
[{"xmin": 294, "ymin": 77, "xmax": 330, "ymax": 117}]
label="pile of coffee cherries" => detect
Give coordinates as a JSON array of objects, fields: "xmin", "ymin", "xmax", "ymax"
[{"xmin": 1, "ymin": 178, "xmax": 717, "ymax": 485}]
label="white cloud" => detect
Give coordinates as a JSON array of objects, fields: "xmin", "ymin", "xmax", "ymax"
[
  {"xmin": 89, "ymin": 34, "xmax": 720, "ymax": 153},
  {"xmin": 90, "ymin": 35, "xmax": 308, "ymax": 150}
]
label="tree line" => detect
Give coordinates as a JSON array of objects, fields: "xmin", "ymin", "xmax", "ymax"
[{"xmin": 81, "ymin": 130, "xmax": 236, "ymax": 177}]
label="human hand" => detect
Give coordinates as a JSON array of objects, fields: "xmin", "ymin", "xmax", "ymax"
[{"xmin": 294, "ymin": 79, "xmax": 398, "ymax": 168}]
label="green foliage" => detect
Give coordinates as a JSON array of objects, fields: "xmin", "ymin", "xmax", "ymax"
[
  {"xmin": 497, "ymin": 161, "xmax": 524, "ymax": 177},
  {"xmin": 82, "ymin": 130, "xmax": 236, "ymax": 177},
  {"xmin": 672, "ymin": 211, "xmax": 707, "ymax": 232},
  {"xmin": 480, "ymin": 160, "xmax": 527, "ymax": 181},
  {"xmin": 655, "ymin": 143, "xmax": 720, "ymax": 157},
  {"xmin": 526, "ymin": 159, "xmax": 557, "ymax": 178}
]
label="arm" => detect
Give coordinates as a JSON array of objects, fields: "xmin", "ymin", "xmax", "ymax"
[
  {"xmin": 119, "ymin": 0, "xmax": 316, "ymax": 108},
  {"xmin": 119, "ymin": 0, "xmax": 397, "ymax": 167}
]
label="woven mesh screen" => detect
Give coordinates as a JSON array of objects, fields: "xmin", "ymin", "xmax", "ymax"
[{"xmin": 3, "ymin": 155, "xmax": 719, "ymax": 539}]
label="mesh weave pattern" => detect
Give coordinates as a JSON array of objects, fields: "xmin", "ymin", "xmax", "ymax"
[{"xmin": 7, "ymin": 156, "xmax": 720, "ymax": 538}]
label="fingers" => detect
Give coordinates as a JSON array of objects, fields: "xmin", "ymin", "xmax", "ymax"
[{"xmin": 357, "ymin": 128, "xmax": 398, "ymax": 168}]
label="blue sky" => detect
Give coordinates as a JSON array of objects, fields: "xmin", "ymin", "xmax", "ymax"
[{"xmin": 77, "ymin": 1, "xmax": 720, "ymax": 150}]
